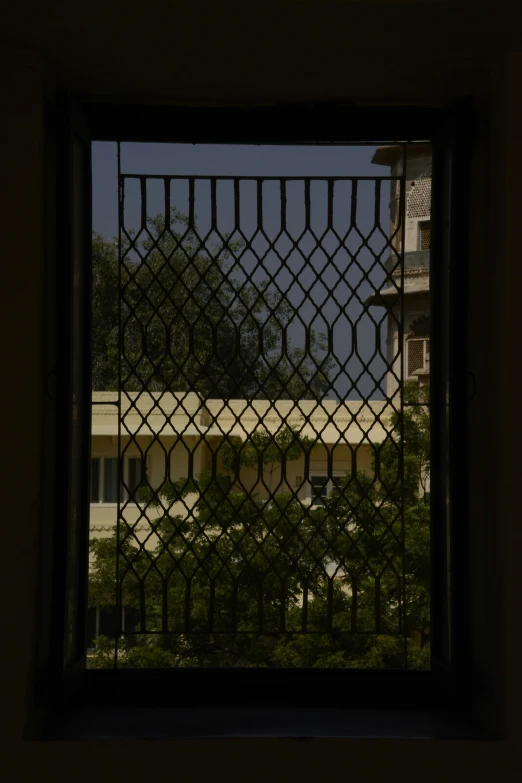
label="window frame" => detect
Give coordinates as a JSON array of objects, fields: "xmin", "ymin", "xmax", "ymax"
[
  {"xmin": 32, "ymin": 98, "xmax": 477, "ymax": 739},
  {"xmin": 405, "ymin": 336, "xmax": 430, "ymax": 379},
  {"xmin": 90, "ymin": 454, "xmax": 149, "ymax": 504},
  {"xmin": 307, "ymin": 471, "xmax": 346, "ymax": 507}
]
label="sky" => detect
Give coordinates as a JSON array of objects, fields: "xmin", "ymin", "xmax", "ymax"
[{"xmin": 92, "ymin": 143, "xmax": 396, "ymax": 399}]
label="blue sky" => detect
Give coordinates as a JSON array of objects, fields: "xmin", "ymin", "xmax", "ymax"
[{"xmin": 92, "ymin": 143, "xmax": 395, "ymax": 399}]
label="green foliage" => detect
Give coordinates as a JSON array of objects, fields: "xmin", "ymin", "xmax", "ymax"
[
  {"xmin": 89, "ymin": 388, "xmax": 430, "ymax": 670},
  {"xmin": 88, "ymin": 634, "xmax": 176, "ymax": 669},
  {"xmin": 217, "ymin": 426, "xmax": 315, "ymax": 492},
  {"xmin": 92, "ymin": 211, "xmax": 333, "ymax": 398}
]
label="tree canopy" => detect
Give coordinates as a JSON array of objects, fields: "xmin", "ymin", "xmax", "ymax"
[
  {"xmin": 89, "ymin": 383, "xmax": 430, "ymax": 670},
  {"xmin": 92, "ymin": 210, "xmax": 333, "ymax": 399}
]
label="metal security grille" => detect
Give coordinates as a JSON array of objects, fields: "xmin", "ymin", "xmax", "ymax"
[{"xmin": 107, "ymin": 156, "xmax": 426, "ymax": 669}]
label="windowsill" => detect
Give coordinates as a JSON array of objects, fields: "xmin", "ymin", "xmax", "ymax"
[
  {"xmin": 33, "ymin": 668, "xmax": 495, "ymax": 742},
  {"xmin": 43, "ymin": 704, "xmax": 489, "ymax": 741}
]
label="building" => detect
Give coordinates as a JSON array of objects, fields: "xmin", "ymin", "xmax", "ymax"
[
  {"xmin": 366, "ymin": 144, "xmax": 431, "ymax": 396},
  {"xmin": 89, "ymin": 392, "xmax": 393, "ymax": 543},
  {"xmin": 87, "ymin": 145, "xmax": 434, "ymax": 643},
  {"xmin": 89, "ymin": 145, "xmax": 432, "ymax": 547}
]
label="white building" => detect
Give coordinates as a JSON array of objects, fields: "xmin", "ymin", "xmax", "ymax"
[{"xmin": 89, "ymin": 392, "xmax": 393, "ymax": 543}]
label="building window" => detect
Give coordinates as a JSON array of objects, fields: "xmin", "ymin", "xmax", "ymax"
[
  {"xmin": 90, "ymin": 457, "xmax": 100, "ymax": 503},
  {"xmin": 90, "ymin": 456, "xmax": 147, "ymax": 503},
  {"xmin": 103, "ymin": 457, "xmax": 119, "ymax": 503},
  {"xmin": 124, "ymin": 456, "xmax": 145, "ymax": 501},
  {"xmin": 418, "ymin": 219, "xmax": 431, "ymax": 250},
  {"xmin": 406, "ymin": 337, "xmax": 430, "ymax": 378},
  {"xmin": 309, "ymin": 474, "xmax": 345, "ymax": 506},
  {"xmin": 87, "ymin": 606, "xmax": 140, "ymax": 649}
]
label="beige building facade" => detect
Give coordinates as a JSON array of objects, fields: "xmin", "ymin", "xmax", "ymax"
[
  {"xmin": 90, "ymin": 145, "xmax": 432, "ymax": 546},
  {"xmin": 89, "ymin": 392, "xmax": 393, "ymax": 544}
]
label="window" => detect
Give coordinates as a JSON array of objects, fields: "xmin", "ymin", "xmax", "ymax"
[
  {"xmin": 309, "ymin": 474, "xmax": 345, "ymax": 506},
  {"xmin": 406, "ymin": 337, "xmax": 430, "ymax": 377},
  {"xmin": 90, "ymin": 456, "xmax": 147, "ymax": 503},
  {"xmin": 125, "ymin": 455, "xmax": 145, "ymax": 501},
  {"xmin": 86, "ymin": 140, "xmax": 434, "ymax": 671},
  {"xmin": 86, "ymin": 605, "xmax": 140, "ymax": 648},
  {"xmin": 418, "ymin": 219, "xmax": 431, "ymax": 250},
  {"xmin": 90, "ymin": 457, "xmax": 100, "ymax": 503},
  {"xmin": 39, "ymin": 102, "xmax": 470, "ymax": 726},
  {"xmin": 103, "ymin": 457, "xmax": 118, "ymax": 503}
]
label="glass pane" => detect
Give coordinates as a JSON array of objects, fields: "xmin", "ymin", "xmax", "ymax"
[
  {"xmin": 90, "ymin": 458, "xmax": 100, "ymax": 502},
  {"xmin": 126, "ymin": 457, "xmax": 142, "ymax": 500},
  {"xmin": 311, "ymin": 476, "xmax": 328, "ymax": 505},
  {"xmin": 407, "ymin": 340, "xmax": 426, "ymax": 377},
  {"xmin": 103, "ymin": 458, "xmax": 119, "ymax": 503}
]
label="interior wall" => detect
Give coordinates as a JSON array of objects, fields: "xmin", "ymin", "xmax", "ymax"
[
  {"xmin": 2, "ymin": 46, "xmax": 47, "ymax": 742},
  {"xmin": 2, "ymin": 0, "xmax": 522, "ymax": 775}
]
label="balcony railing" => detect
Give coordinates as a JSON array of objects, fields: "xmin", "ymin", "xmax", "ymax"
[{"xmin": 385, "ymin": 250, "xmax": 430, "ymax": 273}]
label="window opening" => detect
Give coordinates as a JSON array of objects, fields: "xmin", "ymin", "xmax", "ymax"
[
  {"xmin": 90, "ymin": 458, "xmax": 100, "ymax": 503},
  {"xmin": 125, "ymin": 456, "xmax": 145, "ymax": 502},
  {"xmin": 90, "ymin": 455, "xmax": 148, "ymax": 503},
  {"xmin": 88, "ymin": 141, "xmax": 432, "ymax": 670},
  {"xmin": 103, "ymin": 457, "xmax": 118, "ymax": 503},
  {"xmin": 407, "ymin": 338, "xmax": 430, "ymax": 378},
  {"xmin": 309, "ymin": 473, "xmax": 345, "ymax": 506},
  {"xmin": 418, "ymin": 220, "xmax": 431, "ymax": 250}
]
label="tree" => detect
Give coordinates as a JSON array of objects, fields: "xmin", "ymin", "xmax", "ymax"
[
  {"xmin": 92, "ymin": 210, "xmax": 333, "ymax": 399},
  {"xmin": 269, "ymin": 380, "xmax": 431, "ymax": 668},
  {"xmin": 89, "ymin": 383, "xmax": 430, "ymax": 670}
]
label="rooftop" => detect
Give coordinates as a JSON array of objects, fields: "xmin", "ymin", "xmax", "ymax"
[
  {"xmin": 371, "ymin": 143, "xmax": 433, "ymax": 167},
  {"xmin": 92, "ymin": 393, "xmax": 395, "ymax": 445}
]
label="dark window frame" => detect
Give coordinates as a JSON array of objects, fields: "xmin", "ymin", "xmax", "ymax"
[
  {"xmin": 30, "ymin": 99, "xmax": 479, "ymax": 740},
  {"xmin": 89, "ymin": 455, "xmax": 148, "ymax": 503},
  {"xmin": 309, "ymin": 473, "xmax": 345, "ymax": 506}
]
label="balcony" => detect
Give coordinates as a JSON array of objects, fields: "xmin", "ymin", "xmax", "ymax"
[{"xmin": 385, "ymin": 250, "xmax": 430, "ymax": 273}]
